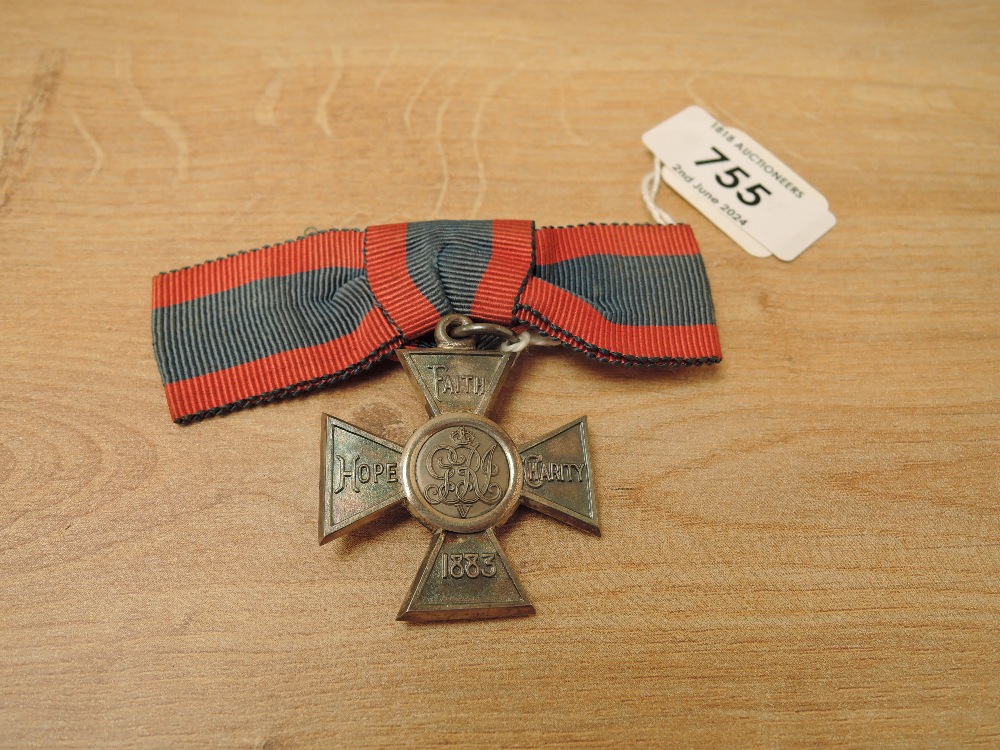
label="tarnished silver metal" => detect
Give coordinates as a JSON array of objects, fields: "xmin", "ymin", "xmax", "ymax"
[
  {"xmin": 397, "ymin": 528, "xmax": 533, "ymax": 622},
  {"xmin": 319, "ymin": 418, "xmax": 405, "ymax": 542},
  {"xmin": 449, "ymin": 321, "xmax": 520, "ymax": 344},
  {"xmin": 433, "ymin": 314, "xmax": 520, "ymax": 348},
  {"xmin": 320, "ymin": 319, "xmax": 599, "ymax": 622},
  {"xmin": 402, "ymin": 412, "xmax": 522, "ymax": 534},
  {"xmin": 433, "ymin": 314, "xmax": 476, "ymax": 349}
]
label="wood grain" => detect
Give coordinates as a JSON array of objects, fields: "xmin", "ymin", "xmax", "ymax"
[{"xmin": 1, "ymin": 1, "xmax": 998, "ymax": 747}]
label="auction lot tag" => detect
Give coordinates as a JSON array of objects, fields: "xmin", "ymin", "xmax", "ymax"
[{"xmin": 642, "ymin": 106, "xmax": 835, "ymax": 261}]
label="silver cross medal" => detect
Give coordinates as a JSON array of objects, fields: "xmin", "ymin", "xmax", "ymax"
[{"xmin": 320, "ymin": 315, "xmax": 599, "ymax": 621}]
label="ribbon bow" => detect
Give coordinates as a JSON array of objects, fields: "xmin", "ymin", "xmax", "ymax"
[{"xmin": 152, "ymin": 220, "xmax": 721, "ymax": 424}]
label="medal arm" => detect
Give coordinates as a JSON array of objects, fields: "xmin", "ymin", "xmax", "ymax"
[
  {"xmin": 320, "ymin": 415, "xmax": 407, "ymax": 544},
  {"xmin": 397, "ymin": 529, "xmax": 534, "ymax": 622},
  {"xmin": 518, "ymin": 417, "xmax": 600, "ymax": 535},
  {"xmin": 397, "ymin": 349, "xmax": 516, "ymax": 416}
]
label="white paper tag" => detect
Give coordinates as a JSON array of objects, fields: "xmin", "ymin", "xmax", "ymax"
[{"xmin": 642, "ymin": 106, "xmax": 835, "ymax": 261}]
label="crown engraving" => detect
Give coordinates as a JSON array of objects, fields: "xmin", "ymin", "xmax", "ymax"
[{"xmin": 450, "ymin": 426, "xmax": 477, "ymax": 447}]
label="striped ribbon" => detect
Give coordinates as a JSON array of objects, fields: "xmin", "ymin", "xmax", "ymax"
[{"xmin": 153, "ymin": 220, "xmax": 721, "ymax": 424}]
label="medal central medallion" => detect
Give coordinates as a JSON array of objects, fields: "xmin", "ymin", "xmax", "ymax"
[{"xmin": 402, "ymin": 413, "xmax": 521, "ymax": 533}]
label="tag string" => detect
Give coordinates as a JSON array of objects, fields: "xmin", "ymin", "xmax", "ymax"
[
  {"xmin": 500, "ymin": 329, "xmax": 562, "ymax": 353},
  {"xmin": 640, "ymin": 155, "xmax": 676, "ymax": 226}
]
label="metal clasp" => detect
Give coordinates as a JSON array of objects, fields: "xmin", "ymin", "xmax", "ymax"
[{"xmin": 434, "ymin": 314, "xmax": 520, "ymax": 349}]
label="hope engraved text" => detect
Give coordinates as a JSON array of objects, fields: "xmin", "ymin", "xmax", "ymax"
[
  {"xmin": 523, "ymin": 455, "xmax": 586, "ymax": 489},
  {"xmin": 423, "ymin": 427, "xmax": 503, "ymax": 518},
  {"xmin": 439, "ymin": 552, "xmax": 497, "ymax": 579},
  {"xmin": 427, "ymin": 364, "xmax": 486, "ymax": 401},
  {"xmin": 334, "ymin": 455, "xmax": 399, "ymax": 493}
]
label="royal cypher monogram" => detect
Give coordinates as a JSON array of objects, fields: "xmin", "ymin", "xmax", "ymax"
[{"xmin": 422, "ymin": 426, "xmax": 503, "ymax": 518}]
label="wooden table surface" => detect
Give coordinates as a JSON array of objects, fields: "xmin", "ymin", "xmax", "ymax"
[{"xmin": 2, "ymin": 2, "xmax": 998, "ymax": 747}]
